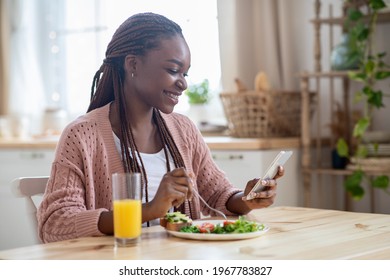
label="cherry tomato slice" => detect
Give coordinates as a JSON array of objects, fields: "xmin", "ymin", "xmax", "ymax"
[
  {"xmin": 199, "ymin": 222, "xmax": 215, "ymax": 233},
  {"xmin": 223, "ymin": 220, "xmax": 235, "ymax": 227}
]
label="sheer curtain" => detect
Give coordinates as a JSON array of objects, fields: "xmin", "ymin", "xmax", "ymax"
[
  {"xmin": 7, "ymin": 0, "xmax": 45, "ymax": 134},
  {"xmin": 217, "ymin": 0, "xmax": 315, "ymax": 92},
  {"xmin": 3, "ymin": 0, "xmax": 222, "ymax": 134},
  {"xmin": 0, "ymin": 0, "xmax": 10, "ymax": 115}
]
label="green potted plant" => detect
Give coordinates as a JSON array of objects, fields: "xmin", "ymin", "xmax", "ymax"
[
  {"xmin": 328, "ymin": 102, "xmax": 351, "ymax": 169},
  {"xmin": 336, "ymin": 0, "xmax": 390, "ymax": 199},
  {"xmin": 184, "ymin": 79, "xmax": 211, "ymax": 126},
  {"xmin": 185, "ymin": 79, "xmax": 210, "ymax": 105}
]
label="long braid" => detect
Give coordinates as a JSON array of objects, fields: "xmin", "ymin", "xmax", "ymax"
[
  {"xmin": 87, "ymin": 13, "xmax": 192, "ymax": 217},
  {"xmin": 154, "ymin": 109, "xmax": 193, "ymax": 217},
  {"xmin": 154, "ymin": 109, "xmax": 185, "ymax": 168}
]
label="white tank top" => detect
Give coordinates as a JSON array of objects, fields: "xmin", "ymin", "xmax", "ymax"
[{"xmin": 113, "ymin": 133, "xmax": 175, "ymax": 226}]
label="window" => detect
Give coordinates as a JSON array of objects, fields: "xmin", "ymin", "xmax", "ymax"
[{"xmin": 15, "ymin": 0, "xmax": 221, "ymax": 122}]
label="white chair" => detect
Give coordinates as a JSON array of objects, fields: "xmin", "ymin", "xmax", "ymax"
[{"xmin": 11, "ymin": 176, "xmax": 49, "ymax": 244}]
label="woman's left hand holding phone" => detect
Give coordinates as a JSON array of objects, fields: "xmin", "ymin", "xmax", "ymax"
[{"xmin": 242, "ymin": 166, "xmax": 284, "ymax": 207}]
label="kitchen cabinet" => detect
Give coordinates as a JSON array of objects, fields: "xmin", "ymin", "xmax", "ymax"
[
  {"xmin": 299, "ymin": 0, "xmax": 390, "ymax": 212},
  {"xmin": 211, "ymin": 149, "xmax": 301, "ymax": 207}
]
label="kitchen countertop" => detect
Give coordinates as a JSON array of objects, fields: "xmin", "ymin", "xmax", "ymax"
[
  {"xmin": 0, "ymin": 136, "xmax": 300, "ymax": 150},
  {"xmin": 0, "ymin": 138, "xmax": 59, "ymax": 149},
  {"xmin": 204, "ymin": 136, "xmax": 300, "ymax": 150}
]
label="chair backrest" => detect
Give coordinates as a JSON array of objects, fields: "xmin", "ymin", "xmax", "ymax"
[{"xmin": 11, "ymin": 176, "xmax": 49, "ymax": 244}]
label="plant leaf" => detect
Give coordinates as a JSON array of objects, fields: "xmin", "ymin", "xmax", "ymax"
[
  {"xmin": 350, "ymin": 186, "xmax": 365, "ymax": 200},
  {"xmin": 336, "ymin": 138, "xmax": 349, "ymax": 157},
  {"xmin": 372, "ymin": 176, "xmax": 389, "ymax": 189},
  {"xmin": 348, "ymin": 71, "xmax": 366, "ymax": 82},
  {"xmin": 353, "ymin": 118, "xmax": 370, "ymax": 138},
  {"xmin": 367, "ymin": 90, "xmax": 384, "ymax": 108},
  {"xmin": 356, "ymin": 145, "xmax": 368, "ymax": 158},
  {"xmin": 344, "ymin": 170, "xmax": 365, "ymax": 200},
  {"xmin": 362, "ymin": 86, "xmax": 372, "ymax": 96},
  {"xmin": 345, "ymin": 170, "xmax": 364, "ymax": 187},
  {"xmin": 375, "ymin": 71, "xmax": 390, "ymax": 80},
  {"xmin": 364, "ymin": 60, "xmax": 376, "ymax": 75},
  {"xmin": 370, "ymin": 0, "xmax": 386, "ymax": 10},
  {"xmin": 347, "ymin": 8, "xmax": 363, "ymax": 21},
  {"xmin": 356, "ymin": 26, "xmax": 369, "ymax": 41},
  {"xmin": 377, "ymin": 52, "xmax": 387, "ymax": 58}
]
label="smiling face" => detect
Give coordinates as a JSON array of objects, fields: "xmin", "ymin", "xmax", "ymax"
[{"xmin": 125, "ymin": 35, "xmax": 191, "ymax": 114}]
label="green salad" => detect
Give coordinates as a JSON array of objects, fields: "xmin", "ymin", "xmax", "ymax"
[{"xmin": 180, "ymin": 216, "xmax": 264, "ymax": 234}]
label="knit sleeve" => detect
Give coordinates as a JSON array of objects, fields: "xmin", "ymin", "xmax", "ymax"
[
  {"xmin": 37, "ymin": 162, "xmax": 106, "ymax": 243},
  {"xmin": 37, "ymin": 115, "xmax": 112, "ymax": 243}
]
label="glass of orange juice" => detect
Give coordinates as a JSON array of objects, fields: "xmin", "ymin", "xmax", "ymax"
[{"xmin": 112, "ymin": 173, "xmax": 142, "ymax": 247}]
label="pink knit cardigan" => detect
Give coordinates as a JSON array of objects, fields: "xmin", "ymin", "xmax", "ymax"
[{"xmin": 37, "ymin": 103, "xmax": 241, "ymax": 243}]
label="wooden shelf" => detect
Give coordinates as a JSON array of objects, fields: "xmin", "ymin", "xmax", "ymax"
[
  {"xmin": 310, "ymin": 11, "xmax": 390, "ymax": 25},
  {"xmin": 298, "ymin": 71, "xmax": 350, "ymax": 78},
  {"xmin": 303, "ymin": 167, "xmax": 390, "ymax": 176},
  {"xmin": 303, "ymin": 168, "xmax": 351, "ymax": 175}
]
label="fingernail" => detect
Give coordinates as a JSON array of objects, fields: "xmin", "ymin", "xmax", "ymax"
[{"xmin": 261, "ymin": 179, "xmax": 267, "ymax": 185}]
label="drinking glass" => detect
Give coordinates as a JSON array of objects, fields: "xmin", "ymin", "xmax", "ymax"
[{"xmin": 112, "ymin": 173, "xmax": 142, "ymax": 247}]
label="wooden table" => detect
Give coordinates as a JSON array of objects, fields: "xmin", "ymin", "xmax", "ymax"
[{"xmin": 0, "ymin": 207, "xmax": 389, "ymax": 260}]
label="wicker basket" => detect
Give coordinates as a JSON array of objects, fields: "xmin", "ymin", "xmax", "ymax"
[{"xmin": 220, "ymin": 90, "xmax": 315, "ymax": 138}]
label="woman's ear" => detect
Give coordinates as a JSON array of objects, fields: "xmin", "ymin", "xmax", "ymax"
[{"xmin": 124, "ymin": 55, "xmax": 137, "ymax": 75}]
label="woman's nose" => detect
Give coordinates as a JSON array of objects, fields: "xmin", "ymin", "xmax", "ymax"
[{"xmin": 176, "ymin": 78, "xmax": 187, "ymax": 91}]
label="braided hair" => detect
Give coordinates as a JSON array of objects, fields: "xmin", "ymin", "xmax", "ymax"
[{"xmin": 88, "ymin": 13, "xmax": 189, "ymax": 215}]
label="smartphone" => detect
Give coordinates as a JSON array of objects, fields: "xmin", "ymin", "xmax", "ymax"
[{"xmin": 245, "ymin": 150, "xmax": 293, "ymax": 200}]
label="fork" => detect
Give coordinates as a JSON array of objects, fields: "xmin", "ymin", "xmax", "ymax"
[{"xmin": 191, "ymin": 188, "xmax": 227, "ymax": 220}]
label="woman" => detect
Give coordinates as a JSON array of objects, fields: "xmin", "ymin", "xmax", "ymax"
[{"xmin": 37, "ymin": 12, "xmax": 283, "ymax": 243}]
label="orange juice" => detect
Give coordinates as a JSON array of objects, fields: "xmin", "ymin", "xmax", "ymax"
[{"xmin": 113, "ymin": 199, "xmax": 141, "ymax": 238}]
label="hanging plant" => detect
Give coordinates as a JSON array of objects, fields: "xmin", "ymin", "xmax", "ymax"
[{"xmin": 337, "ymin": 0, "xmax": 390, "ymax": 199}]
